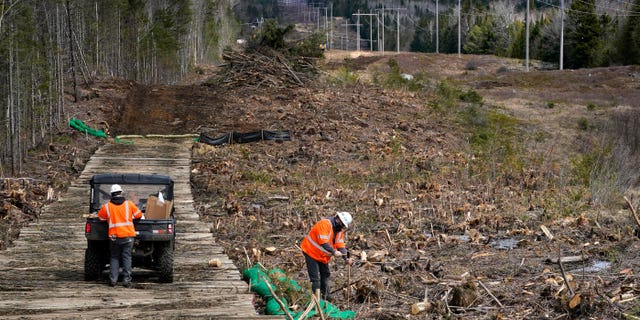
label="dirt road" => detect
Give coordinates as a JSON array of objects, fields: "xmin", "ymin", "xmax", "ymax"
[{"xmin": 0, "ymin": 137, "xmax": 281, "ymax": 319}]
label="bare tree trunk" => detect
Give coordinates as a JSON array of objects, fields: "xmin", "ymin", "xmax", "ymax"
[
  {"xmin": 73, "ymin": 31, "xmax": 92, "ymax": 86},
  {"xmin": 95, "ymin": 1, "xmax": 99, "ymax": 74},
  {"xmin": 14, "ymin": 42, "xmax": 22, "ymax": 175},
  {"xmin": 66, "ymin": 0, "xmax": 78, "ymax": 103},
  {"xmin": 0, "ymin": 0, "xmax": 22, "ymax": 34},
  {"xmin": 117, "ymin": 7, "xmax": 121, "ymax": 77},
  {"xmin": 57, "ymin": 3, "xmax": 65, "ymax": 125},
  {"xmin": 8, "ymin": 37, "xmax": 17, "ymax": 175}
]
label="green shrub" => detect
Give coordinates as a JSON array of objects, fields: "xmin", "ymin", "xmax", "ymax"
[
  {"xmin": 428, "ymin": 80, "xmax": 461, "ymax": 112},
  {"xmin": 329, "ymin": 66, "xmax": 359, "ymax": 85},
  {"xmin": 577, "ymin": 117, "xmax": 590, "ymax": 130},
  {"xmin": 289, "ymin": 32, "xmax": 325, "ymax": 58},
  {"xmin": 460, "ymin": 89, "xmax": 483, "ymax": 104},
  {"xmin": 459, "ymin": 106, "xmax": 523, "ymax": 180},
  {"xmin": 242, "ymin": 170, "xmax": 272, "ymax": 184},
  {"xmin": 465, "ymin": 60, "xmax": 479, "ymax": 70}
]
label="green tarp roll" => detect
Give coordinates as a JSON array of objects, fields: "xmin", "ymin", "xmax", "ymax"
[
  {"xmin": 242, "ymin": 264, "xmax": 356, "ymax": 319},
  {"xmin": 69, "ymin": 118, "xmax": 107, "ymax": 138}
]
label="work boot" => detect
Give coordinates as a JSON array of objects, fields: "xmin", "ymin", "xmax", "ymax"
[
  {"xmin": 123, "ymin": 281, "xmax": 133, "ymax": 288},
  {"xmin": 109, "ymin": 281, "xmax": 116, "ymax": 287}
]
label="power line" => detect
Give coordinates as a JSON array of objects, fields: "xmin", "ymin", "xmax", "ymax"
[
  {"xmin": 573, "ymin": 0, "xmax": 639, "ymax": 15},
  {"xmin": 536, "ymin": 0, "xmax": 640, "ymax": 16}
]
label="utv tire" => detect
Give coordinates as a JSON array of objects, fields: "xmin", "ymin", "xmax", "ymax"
[
  {"xmin": 84, "ymin": 246, "xmax": 102, "ymax": 281},
  {"xmin": 157, "ymin": 243, "xmax": 174, "ymax": 283}
]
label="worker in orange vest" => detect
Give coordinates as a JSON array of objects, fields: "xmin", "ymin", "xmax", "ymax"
[
  {"xmin": 98, "ymin": 184, "xmax": 142, "ymax": 288},
  {"xmin": 300, "ymin": 211, "xmax": 354, "ymax": 301}
]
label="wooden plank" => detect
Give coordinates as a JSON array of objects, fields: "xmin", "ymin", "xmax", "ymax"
[{"xmin": 0, "ymin": 139, "xmax": 269, "ymax": 319}]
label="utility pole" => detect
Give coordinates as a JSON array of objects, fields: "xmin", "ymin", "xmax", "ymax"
[
  {"xmin": 343, "ymin": 22, "xmax": 360, "ymax": 51},
  {"xmin": 357, "ymin": 10, "xmax": 360, "ymax": 51},
  {"xmin": 324, "ymin": 7, "xmax": 328, "ymax": 49},
  {"xmin": 396, "ymin": 9, "xmax": 400, "ymax": 53},
  {"xmin": 381, "ymin": 5, "xmax": 385, "ymax": 54},
  {"xmin": 380, "ymin": 7, "xmax": 405, "ymax": 53},
  {"xmin": 526, "ymin": 0, "xmax": 530, "ymax": 72},
  {"xmin": 458, "ymin": 0, "xmax": 461, "ymax": 57},
  {"xmin": 560, "ymin": 0, "xmax": 564, "ymax": 70},
  {"xmin": 330, "ymin": 3, "xmax": 333, "ymax": 50},
  {"xmin": 370, "ymin": 11, "xmax": 374, "ymax": 51},
  {"xmin": 436, "ymin": 0, "xmax": 439, "ymax": 54},
  {"xmin": 376, "ymin": 13, "xmax": 381, "ymax": 51},
  {"xmin": 353, "ymin": 12, "xmax": 378, "ymax": 51}
]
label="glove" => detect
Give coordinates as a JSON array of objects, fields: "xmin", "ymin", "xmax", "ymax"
[
  {"xmin": 346, "ymin": 258, "xmax": 354, "ymax": 266},
  {"xmin": 333, "ymin": 251, "xmax": 343, "ymax": 258}
]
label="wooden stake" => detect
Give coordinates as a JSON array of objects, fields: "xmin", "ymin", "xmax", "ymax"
[
  {"xmin": 385, "ymin": 228, "xmax": 393, "ymax": 246},
  {"xmin": 558, "ymin": 252, "xmax": 575, "ymax": 296},
  {"xmin": 298, "ymin": 300, "xmax": 316, "ymax": 320},
  {"xmin": 478, "ymin": 280, "xmax": 503, "ymax": 308},
  {"xmin": 540, "ymin": 224, "xmax": 554, "ymax": 240},
  {"xmin": 431, "ymin": 223, "xmax": 441, "ymax": 249},
  {"xmin": 346, "ymin": 262, "xmax": 351, "ymax": 308},
  {"xmin": 243, "ymin": 247, "xmax": 252, "ymax": 267},
  {"xmin": 314, "ymin": 289, "xmax": 326, "ymax": 320},
  {"xmin": 624, "ymin": 196, "xmax": 640, "ymax": 229}
]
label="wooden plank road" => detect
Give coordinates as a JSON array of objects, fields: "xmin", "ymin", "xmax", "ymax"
[{"xmin": 0, "ymin": 138, "xmax": 282, "ymax": 319}]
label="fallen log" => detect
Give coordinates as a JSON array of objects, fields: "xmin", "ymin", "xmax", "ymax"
[{"xmin": 545, "ymin": 255, "xmax": 588, "ymax": 264}]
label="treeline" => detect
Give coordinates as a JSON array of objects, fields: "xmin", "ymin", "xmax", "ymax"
[
  {"xmin": 238, "ymin": 0, "xmax": 640, "ymax": 68},
  {"xmin": 343, "ymin": 0, "xmax": 640, "ymax": 69},
  {"xmin": 408, "ymin": 0, "xmax": 640, "ymax": 69},
  {"xmin": 0, "ymin": 0, "xmax": 238, "ymax": 176}
]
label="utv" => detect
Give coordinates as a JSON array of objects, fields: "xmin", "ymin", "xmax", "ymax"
[{"xmin": 84, "ymin": 173, "xmax": 176, "ymax": 283}]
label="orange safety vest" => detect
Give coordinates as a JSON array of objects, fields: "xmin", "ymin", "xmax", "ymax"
[
  {"xmin": 300, "ymin": 219, "xmax": 345, "ymax": 264},
  {"xmin": 98, "ymin": 200, "xmax": 142, "ymax": 238}
]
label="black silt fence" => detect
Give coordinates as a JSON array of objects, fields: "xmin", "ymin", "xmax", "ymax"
[{"xmin": 198, "ymin": 130, "xmax": 291, "ymax": 146}]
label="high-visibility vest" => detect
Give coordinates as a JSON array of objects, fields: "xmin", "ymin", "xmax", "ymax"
[
  {"xmin": 98, "ymin": 200, "xmax": 142, "ymax": 238},
  {"xmin": 300, "ymin": 219, "xmax": 345, "ymax": 264}
]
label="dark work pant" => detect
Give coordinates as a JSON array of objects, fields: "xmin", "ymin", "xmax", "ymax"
[
  {"xmin": 304, "ymin": 252, "xmax": 331, "ymax": 300},
  {"xmin": 109, "ymin": 237, "xmax": 134, "ymax": 284}
]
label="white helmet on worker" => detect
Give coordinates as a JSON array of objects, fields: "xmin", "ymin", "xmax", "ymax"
[
  {"xmin": 336, "ymin": 211, "xmax": 353, "ymax": 229},
  {"xmin": 110, "ymin": 184, "xmax": 123, "ymax": 194}
]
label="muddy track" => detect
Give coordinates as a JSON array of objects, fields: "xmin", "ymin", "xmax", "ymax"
[{"xmin": 0, "ymin": 138, "xmax": 281, "ymax": 319}]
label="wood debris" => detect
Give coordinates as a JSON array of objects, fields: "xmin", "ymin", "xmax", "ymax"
[{"xmin": 208, "ymin": 49, "xmax": 317, "ymax": 89}]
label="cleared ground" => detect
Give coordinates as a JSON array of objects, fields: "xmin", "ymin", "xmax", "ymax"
[{"xmin": 3, "ymin": 51, "xmax": 640, "ymax": 319}]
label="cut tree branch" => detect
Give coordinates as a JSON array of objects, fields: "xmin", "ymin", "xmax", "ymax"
[{"xmin": 623, "ymin": 196, "xmax": 640, "ymax": 229}]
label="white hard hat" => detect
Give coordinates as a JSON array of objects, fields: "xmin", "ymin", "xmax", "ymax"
[
  {"xmin": 110, "ymin": 184, "xmax": 123, "ymax": 194},
  {"xmin": 337, "ymin": 211, "xmax": 353, "ymax": 228}
]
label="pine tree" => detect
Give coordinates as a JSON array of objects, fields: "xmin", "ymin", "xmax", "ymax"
[
  {"xmin": 565, "ymin": 0, "xmax": 603, "ymax": 69},
  {"xmin": 618, "ymin": 0, "xmax": 640, "ymax": 65},
  {"xmin": 410, "ymin": 16, "xmax": 433, "ymax": 52}
]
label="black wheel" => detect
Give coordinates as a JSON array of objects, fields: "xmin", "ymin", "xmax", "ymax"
[
  {"xmin": 84, "ymin": 244, "xmax": 102, "ymax": 281},
  {"xmin": 157, "ymin": 242, "xmax": 174, "ymax": 283}
]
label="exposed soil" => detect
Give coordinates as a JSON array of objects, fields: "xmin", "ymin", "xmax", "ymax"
[{"xmin": 3, "ymin": 50, "xmax": 640, "ymax": 319}]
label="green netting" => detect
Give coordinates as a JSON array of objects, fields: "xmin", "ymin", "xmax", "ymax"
[
  {"xmin": 265, "ymin": 296, "xmax": 288, "ymax": 315},
  {"xmin": 242, "ymin": 266, "xmax": 273, "ymax": 298},
  {"xmin": 69, "ymin": 118, "xmax": 107, "ymax": 138},
  {"xmin": 242, "ymin": 264, "xmax": 356, "ymax": 319}
]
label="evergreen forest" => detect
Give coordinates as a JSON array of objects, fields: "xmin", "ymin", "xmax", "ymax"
[{"xmin": 2, "ymin": 0, "xmax": 640, "ymax": 175}]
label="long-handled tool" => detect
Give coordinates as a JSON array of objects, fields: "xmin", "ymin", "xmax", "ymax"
[{"xmin": 346, "ymin": 262, "xmax": 351, "ymax": 308}]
